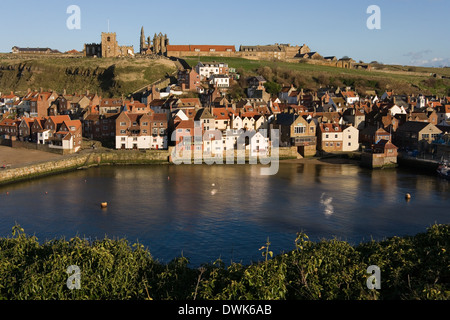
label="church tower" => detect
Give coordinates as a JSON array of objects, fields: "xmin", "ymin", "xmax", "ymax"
[{"xmin": 101, "ymin": 32, "xmax": 118, "ymax": 58}]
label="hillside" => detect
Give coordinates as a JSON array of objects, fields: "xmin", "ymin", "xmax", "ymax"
[
  {"xmin": 0, "ymin": 55, "xmax": 177, "ymax": 98},
  {"xmin": 184, "ymin": 56, "xmax": 450, "ymax": 97},
  {"xmin": 0, "ymin": 54, "xmax": 449, "ymax": 99}
]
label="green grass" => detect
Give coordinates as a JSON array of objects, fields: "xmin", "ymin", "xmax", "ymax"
[{"xmin": 184, "ymin": 56, "xmax": 450, "ymax": 96}]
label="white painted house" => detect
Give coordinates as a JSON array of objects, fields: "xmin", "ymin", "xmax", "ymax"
[
  {"xmin": 389, "ymin": 104, "xmax": 407, "ymax": 116},
  {"xmin": 231, "ymin": 115, "xmax": 243, "ymax": 130},
  {"xmin": 37, "ymin": 130, "xmax": 50, "ymax": 145},
  {"xmin": 195, "ymin": 62, "xmax": 229, "ymax": 80},
  {"xmin": 209, "ymin": 74, "xmax": 230, "ymax": 88},
  {"xmin": 116, "ymin": 135, "xmax": 151, "ymax": 150},
  {"xmin": 342, "ymin": 125, "xmax": 360, "ymax": 151},
  {"xmin": 249, "ymin": 131, "xmax": 270, "ymax": 157}
]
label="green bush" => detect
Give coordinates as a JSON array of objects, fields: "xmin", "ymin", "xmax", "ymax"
[{"xmin": 0, "ymin": 224, "xmax": 448, "ymax": 300}]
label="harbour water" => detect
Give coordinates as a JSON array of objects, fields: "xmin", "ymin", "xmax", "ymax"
[{"xmin": 0, "ymin": 161, "xmax": 448, "ymax": 267}]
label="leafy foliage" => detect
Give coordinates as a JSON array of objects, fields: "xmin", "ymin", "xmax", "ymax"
[{"xmin": 0, "ymin": 224, "xmax": 448, "ymax": 300}]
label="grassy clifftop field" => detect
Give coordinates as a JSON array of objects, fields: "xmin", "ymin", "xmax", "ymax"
[
  {"xmin": 0, "ymin": 55, "xmax": 177, "ymax": 98},
  {"xmin": 184, "ymin": 56, "xmax": 450, "ymax": 97}
]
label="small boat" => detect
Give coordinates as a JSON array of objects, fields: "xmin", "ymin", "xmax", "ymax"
[{"xmin": 437, "ymin": 161, "xmax": 450, "ymax": 180}]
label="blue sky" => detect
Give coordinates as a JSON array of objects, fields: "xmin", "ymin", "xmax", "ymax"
[{"xmin": 1, "ymin": 0, "xmax": 449, "ymax": 67}]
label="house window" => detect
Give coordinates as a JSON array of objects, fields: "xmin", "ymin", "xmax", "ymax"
[
  {"xmin": 120, "ymin": 130, "xmax": 126, "ymax": 134},
  {"xmin": 120, "ymin": 122, "xmax": 126, "ymax": 126},
  {"xmin": 294, "ymin": 125, "xmax": 305, "ymax": 134},
  {"xmin": 335, "ymin": 134, "xmax": 338, "ymax": 138},
  {"xmin": 121, "ymin": 137, "xmax": 126, "ymax": 141}
]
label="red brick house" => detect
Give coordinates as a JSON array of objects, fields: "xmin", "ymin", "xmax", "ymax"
[
  {"xmin": 115, "ymin": 112, "xmax": 167, "ymax": 150},
  {"xmin": 178, "ymin": 68, "xmax": 201, "ymax": 92},
  {"xmin": 29, "ymin": 91, "xmax": 58, "ymax": 118},
  {"xmin": 38, "ymin": 115, "xmax": 71, "ymax": 145},
  {"xmin": 49, "ymin": 120, "xmax": 83, "ymax": 152},
  {"xmin": 18, "ymin": 117, "xmax": 35, "ymax": 141},
  {"xmin": 83, "ymin": 113, "xmax": 119, "ymax": 142},
  {"xmin": 30, "ymin": 117, "xmax": 46, "ymax": 142},
  {"xmin": 0, "ymin": 118, "xmax": 20, "ymax": 140}
]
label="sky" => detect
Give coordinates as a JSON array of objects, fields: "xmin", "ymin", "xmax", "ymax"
[{"xmin": 1, "ymin": 0, "xmax": 449, "ymax": 67}]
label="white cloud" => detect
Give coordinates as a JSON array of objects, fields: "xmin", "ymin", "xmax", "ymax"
[{"xmin": 403, "ymin": 50, "xmax": 450, "ymax": 67}]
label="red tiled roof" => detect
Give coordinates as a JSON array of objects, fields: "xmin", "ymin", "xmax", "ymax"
[
  {"xmin": 212, "ymin": 108, "xmax": 230, "ymax": 120},
  {"xmin": 49, "ymin": 115, "xmax": 71, "ymax": 124},
  {"xmin": 167, "ymin": 45, "xmax": 236, "ymax": 52},
  {"xmin": 151, "ymin": 113, "xmax": 168, "ymax": 121},
  {"xmin": 320, "ymin": 123, "xmax": 342, "ymax": 132},
  {"xmin": 63, "ymin": 120, "xmax": 82, "ymax": 129},
  {"xmin": 175, "ymin": 120, "xmax": 195, "ymax": 129}
]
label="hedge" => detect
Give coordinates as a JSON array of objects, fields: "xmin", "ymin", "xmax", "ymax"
[{"xmin": 0, "ymin": 224, "xmax": 448, "ymax": 300}]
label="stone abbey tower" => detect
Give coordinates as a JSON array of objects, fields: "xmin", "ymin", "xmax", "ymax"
[{"xmin": 140, "ymin": 27, "xmax": 169, "ymax": 56}]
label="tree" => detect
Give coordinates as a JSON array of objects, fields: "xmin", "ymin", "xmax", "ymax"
[{"xmin": 264, "ymin": 81, "xmax": 281, "ymax": 96}]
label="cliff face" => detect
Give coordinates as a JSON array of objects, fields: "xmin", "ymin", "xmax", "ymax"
[{"xmin": 0, "ymin": 57, "xmax": 177, "ymax": 97}]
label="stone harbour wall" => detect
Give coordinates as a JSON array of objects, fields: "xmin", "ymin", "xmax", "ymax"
[
  {"xmin": 0, "ymin": 150, "xmax": 171, "ymax": 186},
  {"xmin": 0, "ymin": 147, "xmax": 297, "ymax": 186}
]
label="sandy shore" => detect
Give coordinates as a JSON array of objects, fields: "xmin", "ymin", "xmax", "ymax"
[{"xmin": 0, "ymin": 146, "xmax": 63, "ymax": 168}]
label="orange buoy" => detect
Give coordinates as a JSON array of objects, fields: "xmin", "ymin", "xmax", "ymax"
[{"xmin": 101, "ymin": 202, "xmax": 108, "ymax": 208}]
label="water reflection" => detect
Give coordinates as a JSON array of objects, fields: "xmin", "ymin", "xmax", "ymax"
[{"xmin": 0, "ymin": 163, "xmax": 448, "ymax": 266}]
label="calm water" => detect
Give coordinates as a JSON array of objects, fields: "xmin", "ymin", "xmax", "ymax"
[{"xmin": 0, "ymin": 162, "xmax": 448, "ymax": 266}]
